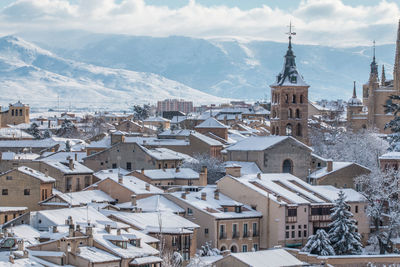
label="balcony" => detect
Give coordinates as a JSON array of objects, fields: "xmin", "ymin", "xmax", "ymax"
[
  {"xmin": 309, "ymin": 215, "xmax": 331, "ymax": 222},
  {"xmin": 232, "ymin": 232, "xmax": 239, "ymax": 239},
  {"xmin": 252, "ymin": 231, "xmax": 259, "ymax": 237},
  {"xmin": 219, "ymin": 233, "xmax": 227, "ymax": 240},
  {"xmin": 286, "ymin": 216, "xmax": 297, "ymax": 223},
  {"xmin": 243, "ymin": 232, "xmax": 249, "ymax": 238}
]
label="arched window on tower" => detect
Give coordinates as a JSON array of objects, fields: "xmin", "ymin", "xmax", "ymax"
[
  {"xmin": 282, "ymin": 159, "xmax": 293, "ymax": 174},
  {"xmin": 285, "ymin": 124, "xmax": 292, "ymax": 136},
  {"xmin": 296, "ymin": 123, "xmax": 302, "ymax": 136},
  {"xmin": 300, "ymin": 95, "xmax": 304, "ymax": 104},
  {"xmin": 292, "ymin": 94, "xmax": 296, "ymax": 103},
  {"xmin": 276, "ymin": 127, "xmax": 279, "ymax": 135},
  {"xmin": 288, "ymin": 109, "xmax": 293, "ymax": 119},
  {"xmin": 295, "ymin": 109, "xmax": 300, "ymax": 119},
  {"xmin": 285, "ymin": 94, "xmax": 289, "ymax": 104}
]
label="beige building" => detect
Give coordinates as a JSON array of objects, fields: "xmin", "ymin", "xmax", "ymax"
[
  {"xmin": 0, "ymin": 101, "xmax": 30, "ymax": 128},
  {"xmin": 166, "ymin": 186, "xmax": 262, "ymax": 253},
  {"xmin": 217, "ymin": 170, "xmax": 370, "ymax": 249},
  {"xmin": 308, "ymin": 160, "xmax": 371, "ymax": 189},
  {"xmin": 347, "ymin": 81, "xmax": 368, "ymax": 131},
  {"xmin": 379, "ymin": 151, "xmax": 400, "ymax": 170},
  {"xmin": 223, "ymin": 136, "xmax": 319, "ymax": 180},
  {"xmin": 0, "ymin": 166, "xmax": 55, "ymax": 211},
  {"xmin": 0, "ymin": 207, "xmax": 28, "ymax": 224}
]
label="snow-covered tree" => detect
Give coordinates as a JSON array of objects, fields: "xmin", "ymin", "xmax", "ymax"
[
  {"xmin": 328, "ymin": 191, "xmax": 362, "ymax": 255},
  {"xmin": 132, "ymin": 104, "xmax": 150, "ymax": 120},
  {"xmin": 56, "ymin": 119, "xmax": 80, "ymax": 138},
  {"xmin": 182, "ymin": 153, "xmax": 225, "ymax": 184},
  {"xmin": 301, "ymin": 229, "xmax": 335, "ymax": 256},
  {"xmin": 199, "ymin": 241, "xmax": 220, "ymax": 257},
  {"xmin": 311, "ymin": 128, "xmax": 388, "ymax": 171},
  {"xmin": 356, "ymin": 169, "xmax": 400, "ymax": 254},
  {"xmin": 43, "ymin": 130, "xmax": 51, "ymax": 139},
  {"xmin": 27, "ymin": 123, "xmax": 41, "ymax": 139},
  {"xmin": 384, "ymin": 94, "xmax": 400, "ymax": 151},
  {"xmin": 65, "ymin": 140, "xmax": 71, "ymax": 152}
]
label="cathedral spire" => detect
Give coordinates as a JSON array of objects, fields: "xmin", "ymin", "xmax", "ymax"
[
  {"xmin": 394, "ymin": 19, "xmax": 400, "ymax": 91},
  {"xmin": 381, "ymin": 64, "xmax": 386, "ymax": 86},
  {"xmin": 370, "ymin": 40, "xmax": 378, "ymax": 78},
  {"xmin": 352, "ymin": 81, "xmax": 357, "ymax": 98}
]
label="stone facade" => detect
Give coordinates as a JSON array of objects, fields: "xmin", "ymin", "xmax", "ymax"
[{"xmin": 0, "ymin": 101, "xmax": 30, "ymax": 128}]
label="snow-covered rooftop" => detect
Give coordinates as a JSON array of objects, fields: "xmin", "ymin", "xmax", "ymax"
[
  {"xmin": 224, "ymin": 161, "xmax": 261, "ymax": 175},
  {"xmin": 42, "ymin": 190, "xmax": 115, "ymax": 206},
  {"xmin": 309, "ymin": 162, "xmax": 368, "ymax": 179},
  {"xmin": 94, "ymin": 168, "xmax": 130, "ymax": 180},
  {"xmin": 225, "ymin": 136, "xmax": 310, "ymax": 151},
  {"xmin": 134, "ymin": 168, "xmax": 199, "ymax": 180},
  {"xmin": 42, "ymin": 160, "xmax": 93, "ymax": 174},
  {"xmin": 117, "ymin": 194, "xmax": 185, "ymax": 213},
  {"xmin": 195, "ymin": 117, "xmax": 228, "ymax": 129},
  {"xmin": 17, "ymin": 166, "xmax": 56, "ymax": 183},
  {"xmin": 91, "ymin": 175, "xmax": 163, "ymax": 195},
  {"xmin": 77, "ymin": 246, "xmax": 120, "ymax": 263},
  {"xmin": 379, "ymin": 151, "xmax": 400, "ymax": 160},
  {"xmin": 170, "ymin": 186, "xmax": 262, "ymax": 219}
]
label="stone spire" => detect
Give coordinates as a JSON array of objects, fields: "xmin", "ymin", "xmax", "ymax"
[
  {"xmin": 352, "ymin": 81, "xmax": 357, "ymax": 98},
  {"xmin": 394, "ymin": 19, "xmax": 400, "ymax": 91},
  {"xmin": 369, "ymin": 40, "xmax": 379, "ymax": 83},
  {"xmin": 381, "ymin": 64, "xmax": 386, "ymax": 86}
]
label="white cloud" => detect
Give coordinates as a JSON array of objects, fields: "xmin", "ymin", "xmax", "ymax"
[{"xmin": 0, "ymin": 0, "xmax": 399, "ymax": 47}]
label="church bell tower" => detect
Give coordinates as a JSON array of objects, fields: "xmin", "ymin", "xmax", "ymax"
[{"xmin": 270, "ymin": 23, "xmax": 309, "ymax": 144}]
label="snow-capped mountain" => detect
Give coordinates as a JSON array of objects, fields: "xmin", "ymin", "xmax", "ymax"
[
  {"xmin": 0, "ymin": 36, "xmax": 227, "ymax": 110},
  {"xmin": 22, "ymin": 30, "xmax": 396, "ymax": 101}
]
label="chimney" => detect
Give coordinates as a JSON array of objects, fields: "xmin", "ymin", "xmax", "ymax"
[
  {"xmin": 118, "ymin": 172, "xmax": 123, "ymax": 184},
  {"xmin": 74, "ymin": 153, "xmax": 77, "ymax": 161},
  {"xmin": 76, "ymin": 224, "xmax": 81, "ymax": 232},
  {"xmin": 131, "ymin": 194, "xmax": 137, "ymax": 207},
  {"xmin": 181, "ymin": 192, "xmax": 186, "ymax": 199},
  {"xmin": 68, "ymin": 157, "xmax": 74, "ymax": 170},
  {"xmin": 225, "ymin": 165, "xmax": 241, "ymax": 178},
  {"xmin": 257, "ymin": 173, "xmax": 261, "ymax": 180},
  {"xmin": 69, "ymin": 224, "xmax": 74, "ymax": 237},
  {"xmin": 9, "ymin": 254, "xmax": 14, "ymax": 264},
  {"xmin": 327, "ymin": 160, "xmax": 333, "ymax": 172},
  {"xmin": 145, "ymin": 183, "xmax": 150, "ymax": 191},
  {"xmin": 276, "ymin": 195, "xmax": 282, "ymax": 202},
  {"xmin": 214, "ymin": 189, "xmax": 219, "ymax": 200},
  {"xmin": 201, "ymin": 192, "xmax": 207, "ymax": 201},
  {"xmin": 117, "ymin": 229, "xmax": 121, "ymax": 235},
  {"xmin": 52, "ymin": 226, "xmax": 58, "ymax": 233},
  {"xmin": 175, "ymin": 166, "xmax": 180, "ymax": 173},
  {"xmin": 17, "ymin": 239, "xmax": 24, "ymax": 251},
  {"xmin": 201, "ymin": 166, "xmax": 208, "ymax": 177},
  {"xmin": 44, "ymin": 169, "xmax": 49, "ymax": 177},
  {"xmin": 105, "ymin": 224, "xmax": 111, "ymax": 233},
  {"xmin": 141, "ymin": 168, "xmax": 144, "ymax": 174},
  {"xmin": 185, "ymin": 188, "xmax": 190, "ymax": 194}
]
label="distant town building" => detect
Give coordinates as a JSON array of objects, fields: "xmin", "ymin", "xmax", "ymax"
[
  {"xmin": 0, "ymin": 101, "xmax": 30, "ymax": 128},
  {"xmin": 157, "ymin": 99, "xmax": 193, "ymax": 114}
]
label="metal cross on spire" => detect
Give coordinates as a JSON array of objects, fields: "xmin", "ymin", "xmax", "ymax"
[{"xmin": 286, "ymin": 21, "xmax": 296, "ymax": 48}]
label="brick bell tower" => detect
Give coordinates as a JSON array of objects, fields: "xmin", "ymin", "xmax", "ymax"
[{"xmin": 270, "ymin": 23, "xmax": 309, "ymax": 144}]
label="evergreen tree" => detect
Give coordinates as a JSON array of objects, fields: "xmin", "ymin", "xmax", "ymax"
[
  {"xmin": 328, "ymin": 191, "xmax": 363, "ymax": 255},
  {"xmin": 302, "ymin": 229, "xmax": 335, "ymax": 256},
  {"xmin": 27, "ymin": 123, "xmax": 41, "ymax": 139},
  {"xmin": 43, "ymin": 129, "xmax": 51, "ymax": 139},
  {"xmin": 385, "ymin": 95, "xmax": 400, "ymax": 151}
]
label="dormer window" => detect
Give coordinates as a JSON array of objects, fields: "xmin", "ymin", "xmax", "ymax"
[
  {"xmin": 114, "ymin": 241, "xmax": 127, "ymax": 249},
  {"xmin": 129, "ymin": 239, "xmax": 141, "ymax": 247},
  {"xmin": 291, "ymin": 76, "xmax": 297, "ymax": 83},
  {"xmin": 223, "ymin": 207, "xmax": 228, "ymax": 212},
  {"xmin": 235, "ymin": 206, "xmax": 242, "ymax": 213}
]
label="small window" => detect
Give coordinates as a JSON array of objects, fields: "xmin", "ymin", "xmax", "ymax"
[
  {"xmin": 223, "ymin": 207, "xmax": 228, "ymax": 212},
  {"xmin": 242, "ymin": 245, "xmax": 248, "ymax": 252},
  {"xmin": 253, "ymin": 244, "xmax": 258, "ymax": 251},
  {"xmin": 24, "ymin": 189, "xmax": 30, "ymax": 195},
  {"xmin": 304, "ymin": 225, "xmax": 307, "ymax": 229},
  {"xmin": 285, "ymin": 225, "xmax": 289, "ymax": 230},
  {"xmin": 204, "ymin": 228, "xmax": 209, "ymax": 235},
  {"xmin": 126, "ymin": 162, "xmax": 132, "ymax": 170},
  {"xmin": 100, "ymin": 162, "xmax": 104, "ymax": 166},
  {"xmin": 291, "ymin": 231, "xmax": 295, "ymax": 238},
  {"xmin": 304, "ymin": 230, "xmax": 307, "ymax": 237},
  {"xmin": 355, "ymin": 205, "xmax": 359, "ymax": 213},
  {"xmin": 187, "ymin": 208, "xmax": 193, "ymax": 215},
  {"xmin": 291, "ymin": 225, "xmax": 295, "ymax": 229},
  {"xmin": 286, "ymin": 231, "xmax": 289, "ymax": 238},
  {"xmin": 298, "ymin": 231, "xmax": 301, "ymax": 238},
  {"xmin": 112, "ymin": 163, "xmax": 117, "ymax": 169},
  {"xmin": 6, "ymin": 176, "xmax": 12, "ymax": 180},
  {"xmin": 2, "ymin": 189, "xmax": 8, "ymax": 195}
]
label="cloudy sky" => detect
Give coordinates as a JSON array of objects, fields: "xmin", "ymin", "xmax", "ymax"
[{"xmin": 0, "ymin": 0, "xmax": 399, "ymax": 47}]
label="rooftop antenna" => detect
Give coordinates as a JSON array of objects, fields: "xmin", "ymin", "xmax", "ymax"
[{"xmin": 373, "ymin": 40, "xmax": 376, "ymax": 61}]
